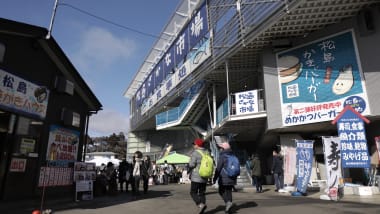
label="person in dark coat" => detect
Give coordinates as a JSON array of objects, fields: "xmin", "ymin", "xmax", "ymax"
[
  {"xmin": 250, "ymin": 153, "xmax": 262, "ymax": 193},
  {"xmin": 118, "ymin": 158, "xmax": 128, "ymax": 192},
  {"xmin": 271, "ymin": 149, "xmax": 284, "ymax": 191},
  {"xmin": 213, "ymin": 142, "xmax": 237, "ymax": 214},
  {"xmin": 142, "ymin": 155, "xmax": 152, "ymax": 194}
]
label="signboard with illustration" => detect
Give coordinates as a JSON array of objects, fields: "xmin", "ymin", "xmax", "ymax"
[
  {"xmin": 0, "ymin": 69, "xmax": 49, "ymax": 119},
  {"xmin": 46, "ymin": 125, "xmax": 80, "ymax": 162},
  {"xmin": 277, "ymin": 30, "xmax": 370, "ymax": 126}
]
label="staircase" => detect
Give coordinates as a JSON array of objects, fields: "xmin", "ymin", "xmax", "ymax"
[{"xmin": 236, "ymin": 166, "xmax": 252, "ymax": 189}]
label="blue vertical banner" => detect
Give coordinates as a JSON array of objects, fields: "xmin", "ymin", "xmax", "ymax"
[
  {"xmin": 163, "ymin": 45, "xmax": 175, "ymax": 77},
  {"xmin": 147, "ymin": 72, "xmax": 154, "ymax": 96},
  {"xmin": 189, "ymin": 3, "xmax": 208, "ymax": 48},
  {"xmin": 332, "ymin": 105, "xmax": 370, "ymax": 168},
  {"xmin": 296, "ymin": 140, "xmax": 314, "ymax": 194},
  {"xmin": 154, "ymin": 61, "xmax": 164, "ymax": 89},
  {"xmin": 174, "ymin": 29, "xmax": 189, "ymax": 64}
]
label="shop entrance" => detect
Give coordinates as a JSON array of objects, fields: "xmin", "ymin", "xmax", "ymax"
[{"xmin": 0, "ymin": 111, "xmax": 15, "ymax": 197}]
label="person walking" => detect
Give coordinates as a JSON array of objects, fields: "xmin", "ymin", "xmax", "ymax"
[
  {"xmin": 132, "ymin": 150, "xmax": 144, "ymax": 196},
  {"xmin": 142, "ymin": 155, "xmax": 152, "ymax": 194},
  {"xmin": 188, "ymin": 138, "xmax": 209, "ymax": 214},
  {"xmin": 271, "ymin": 149, "xmax": 284, "ymax": 192},
  {"xmin": 213, "ymin": 141, "xmax": 239, "ymax": 214},
  {"xmin": 250, "ymin": 153, "xmax": 262, "ymax": 193},
  {"xmin": 118, "ymin": 158, "xmax": 128, "ymax": 192}
]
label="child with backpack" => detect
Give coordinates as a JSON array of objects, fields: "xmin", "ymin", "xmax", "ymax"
[
  {"xmin": 188, "ymin": 138, "xmax": 212, "ymax": 214},
  {"xmin": 213, "ymin": 141, "xmax": 240, "ymax": 214}
]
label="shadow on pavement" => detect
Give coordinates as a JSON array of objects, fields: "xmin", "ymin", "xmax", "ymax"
[
  {"xmin": 0, "ymin": 190, "xmax": 172, "ymax": 214},
  {"xmin": 204, "ymin": 201, "xmax": 258, "ymax": 214}
]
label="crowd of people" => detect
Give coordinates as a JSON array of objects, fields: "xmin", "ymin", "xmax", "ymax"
[
  {"xmin": 92, "ymin": 138, "xmax": 284, "ymax": 214},
  {"xmin": 93, "ymin": 151, "xmax": 190, "ymax": 197}
]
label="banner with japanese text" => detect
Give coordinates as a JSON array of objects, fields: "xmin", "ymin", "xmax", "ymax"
[
  {"xmin": 296, "ymin": 140, "xmax": 314, "ymax": 193},
  {"xmin": 323, "ymin": 136, "xmax": 342, "ymax": 201},
  {"xmin": 335, "ymin": 107, "xmax": 370, "ymax": 168},
  {"xmin": 235, "ymin": 90, "xmax": 259, "ymax": 115},
  {"xmin": 277, "ymin": 30, "xmax": 370, "ymax": 126},
  {"xmin": 0, "ymin": 69, "xmax": 49, "ymax": 119}
]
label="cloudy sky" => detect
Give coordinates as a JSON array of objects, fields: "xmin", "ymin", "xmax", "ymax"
[{"xmin": 0, "ymin": 0, "xmax": 181, "ymax": 136}]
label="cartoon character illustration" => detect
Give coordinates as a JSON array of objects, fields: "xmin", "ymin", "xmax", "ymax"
[
  {"xmin": 278, "ymin": 55, "xmax": 302, "ymax": 84},
  {"xmin": 34, "ymin": 87, "xmax": 48, "ymax": 103},
  {"xmin": 332, "ymin": 65, "xmax": 353, "ymax": 95}
]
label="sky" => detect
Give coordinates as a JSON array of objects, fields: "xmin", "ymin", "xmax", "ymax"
[{"xmin": 0, "ymin": 0, "xmax": 181, "ymax": 137}]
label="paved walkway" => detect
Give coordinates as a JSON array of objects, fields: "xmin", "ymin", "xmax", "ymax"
[{"xmin": 0, "ymin": 184, "xmax": 379, "ymax": 214}]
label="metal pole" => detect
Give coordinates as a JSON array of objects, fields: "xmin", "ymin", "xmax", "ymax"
[
  {"xmin": 46, "ymin": 0, "xmax": 59, "ymax": 39},
  {"xmin": 212, "ymin": 84, "xmax": 217, "ymax": 129},
  {"xmin": 225, "ymin": 61, "xmax": 231, "ymax": 117}
]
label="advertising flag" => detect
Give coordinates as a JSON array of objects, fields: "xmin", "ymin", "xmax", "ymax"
[
  {"xmin": 322, "ymin": 136, "xmax": 342, "ymax": 201},
  {"xmin": 296, "ymin": 140, "xmax": 314, "ymax": 193}
]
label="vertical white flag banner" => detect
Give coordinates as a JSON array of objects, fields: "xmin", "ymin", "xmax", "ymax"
[{"xmin": 322, "ymin": 136, "xmax": 342, "ymax": 201}]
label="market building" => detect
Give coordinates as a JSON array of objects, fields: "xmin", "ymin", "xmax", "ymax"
[
  {"xmin": 124, "ymin": 0, "xmax": 380, "ymax": 191},
  {"xmin": 0, "ymin": 18, "xmax": 102, "ymax": 200}
]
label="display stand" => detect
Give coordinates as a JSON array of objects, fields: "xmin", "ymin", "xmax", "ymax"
[{"xmin": 73, "ymin": 162, "xmax": 96, "ymax": 201}]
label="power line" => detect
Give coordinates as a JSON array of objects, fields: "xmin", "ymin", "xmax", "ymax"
[{"xmin": 59, "ymin": 3, "xmax": 167, "ymax": 40}]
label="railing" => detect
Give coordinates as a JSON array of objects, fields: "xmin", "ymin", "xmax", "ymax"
[{"xmin": 155, "ymin": 81, "xmax": 204, "ymax": 126}]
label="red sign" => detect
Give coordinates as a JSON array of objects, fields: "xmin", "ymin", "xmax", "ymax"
[{"xmin": 9, "ymin": 158, "xmax": 27, "ymax": 172}]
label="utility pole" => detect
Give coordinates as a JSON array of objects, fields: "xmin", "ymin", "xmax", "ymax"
[{"xmin": 46, "ymin": 0, "xmax": 59, "ymax": 39}]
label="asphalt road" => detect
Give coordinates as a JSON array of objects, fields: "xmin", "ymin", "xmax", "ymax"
[{"xmin": 1, "ymin": 184, "xmax": 379, "ymax": 214}]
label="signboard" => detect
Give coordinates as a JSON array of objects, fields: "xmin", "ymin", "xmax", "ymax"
[
  {"xmin": 277, "ymin": 30, "xmax": 370, "ymax": 126},
  {"xmin": 235, "ymin": 90, "xmax": 259, "ymax": 115},
  {"xmin": 38, "ymin": 166, "xmax": 73, "ymax": 187},
  {"xmin": 332, "ymin": 105, "xmax": 370, "ymax": 168},
  {"xmin": 295, "ymin": 140, "xmax": 314, "ymax": 193},
  {"xmin": 322, "ymin": 136, "xmax": 342, "ymax": 201},
  {"xmin": 74, "ymin": 162, "xmax": 95, "ymax": 201},
  {"xmin": 9, "ymin": 158, "xmax": 27, "ymax": 172},
  {"xmin": 46, "ymin": 125, "xmax": 80, "ymax": 162},
  {"xmin": 0, "ymin": 69, "xmax": 49, "ymax": 119},
  {"xmin": 20, "ymin": 138, "xmax": 35, "ymax": 154}
]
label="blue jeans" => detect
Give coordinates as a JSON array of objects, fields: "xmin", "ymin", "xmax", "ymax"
[{"xmin": 273, "ymin": 173, "xmax": 284, "ymax": 190}]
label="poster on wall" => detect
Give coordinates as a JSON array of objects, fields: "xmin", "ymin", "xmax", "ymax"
[
  {"xmin": 277, "ymin": 30, "xmax": 370, "ymax": 127},
  {"xmin": 295, "ymin": 140, "xmax": 314, "ymax": 194},
  {"xmin": 46, "ymin": 125, "xmax": 80, "ymax": 163},
  {"xmin": 0, "ymin": 69, "xmax": 49, "ymax": 119},
  {"xmin": 322, "ymin": 136, "xmax": 342, "ymax": 201}
]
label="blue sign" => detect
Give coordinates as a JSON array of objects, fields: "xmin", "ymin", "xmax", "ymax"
[
  {"xmin": 296, "ymin": 140, "xmax": 314, "ymax": 194},
  {"xmin": 163, "ymin": 45, "xmax": 175, "ymax": 77},
  {"xmin": 333, "ymin": 105, "xmax": 370, "ymax": 168},
  {"xmin": 189, "ymin": 4, "xmax": 208, "ymax": 48},
  {"xmin": 154, "ymin": 61, "xmax": 164, "ymax": 89}
]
